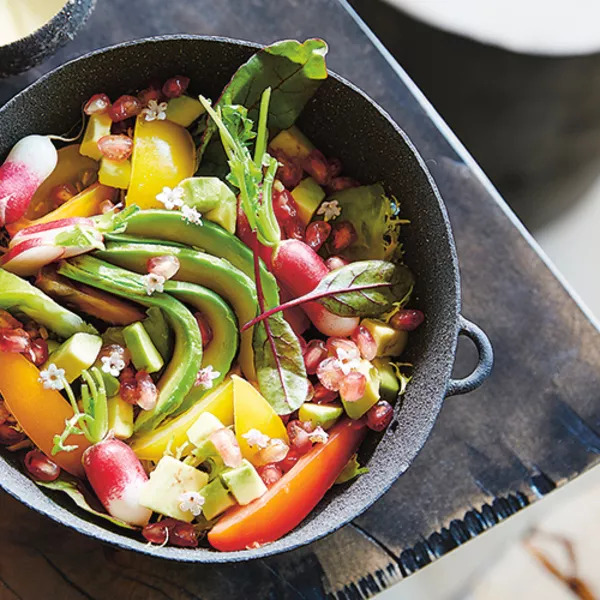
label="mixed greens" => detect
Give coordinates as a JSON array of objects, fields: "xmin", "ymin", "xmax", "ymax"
[{"xmin": 0, "ymin": 39, "xmax": 424, "ymax": 551}]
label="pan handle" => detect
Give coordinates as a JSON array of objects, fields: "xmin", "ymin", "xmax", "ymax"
[{"xmin": 446, "ymin": 315, "xmax": 493, "ymax": 396}]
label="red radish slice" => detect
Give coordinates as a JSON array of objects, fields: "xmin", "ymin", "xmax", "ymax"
[
  {"xmin": 0, "ymin": 239, "xmax": 64, "ymax": 277},
  {"xmin": 0, "ymin": 135, "xmax": 58, "ymax": 227},
  {"xmin": 11, "ymin": 218, "xmax": 96, "ymax": 245},
  {"xmin": 83, "ymin": 438, "xmax": 151, "ymax": 526}
]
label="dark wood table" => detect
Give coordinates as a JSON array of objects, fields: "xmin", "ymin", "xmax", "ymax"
[{"xmin": 1, "ymin": 1, "xmax": 599, "ymax": 598}]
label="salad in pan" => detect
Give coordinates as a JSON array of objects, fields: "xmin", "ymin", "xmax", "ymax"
[{"xmin": 0, "ymin": 39, "xmax": 423, "ymax": 551}]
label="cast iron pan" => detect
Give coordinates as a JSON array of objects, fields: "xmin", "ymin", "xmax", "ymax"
[{"xmin": 0, "ymin": 36, "xmax": 493, "ymax": 562}]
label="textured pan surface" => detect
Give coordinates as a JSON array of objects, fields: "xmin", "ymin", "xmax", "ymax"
[{"xmin": 0, "ymin": 36, "xmax": 460, "ymax": 562}]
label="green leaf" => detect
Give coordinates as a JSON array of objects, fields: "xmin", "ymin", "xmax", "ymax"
[
  {"xmin": 37, "ymin": 477, "xmax": 137, "ymax": 530},
  {"xmin": 335, "ymin": 453, "xmax": 369, "ymax": 484},
  {"xmin": 316, "ymin": 260, "xmax": 414, "ymax": 317},
  {"xmin": 253, "ymin": 311, "xmax": 308, "ymax": 415},
  {"xmin": 199, "ymin": 38, "xmax": 328, "ymax": 159}
]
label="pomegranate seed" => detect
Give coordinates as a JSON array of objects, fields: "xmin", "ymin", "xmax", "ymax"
[
  {"xmin": 97, "ymin": 134, "xmax": 133, "ymax": 162},
  {"xmin": 302, "ymin": 149, "xmax": 330, "ymax": 185},
  {"xmin": 28, "ymin": 338, "xmax": 49, "ymax": 366},
  {"xmin": 313, "ymin": 383, "xmax": 338, "ymax": 404},
  {"xmin": 305, "ymin": 221, "xmax": 331, "ymax": 251},
  {"xmin": 367, "ymin": 400, "xmax": 394, "ymax": 432},
  {"xmin": 194, "ymin": 312, "xmax": 213, "ymax": 348},
  {"xmin": 272, "ymin": 151, "xmax": 303, "ymax": 189},
  {"xmin": 100, "ymin": 200, "xmax": 116, "ymax": 214},
  {"xmin": 136, "ymin": 371, "xmax": 158, "ymax": 411},
  {"xmin": 284, "ymin": 218, "xmax": 305, "ymax": 241},
  {"xmin": 108, "ymin": 95, "xmax": 142, "ymax": 122},
  {"xmin": 325, "ymin": 255, "xmax": 350, "ymax": 271},
  {"xmin": 298, "ymin": 420, "xmax": 315, "ymax": 433},
  {"xmin": 316, "ymin": 357, "xmax": 345, "ymax": 391},
  {"xmin": 24, "ymin": 450, "xmax": 60, "ymax": 481},
  {"xmin": 286, "ymin": 420, "xmax": 312, "ymax": 454},
  {"xmin": 339, "ymin": 371, "xmax": 367, "ymax": 402},
  {"xmin": 273, "ymin": 188, "xmax": 299, "ymax": 224},
  {"xmin": 389, "ymin": 309, "xmax": 425, "ymax": 331},
  {"xmin": 210, "ymin": 428, "xmax": 243, "ymax": 468},
  {"xmin": 327, "ymin": 177, "xmax": 360, "ymax": 193},
  {"xmin": 0, "ymin": 328, "xmax": 31, "ymax": 354},
  {"xmin": 326, "ymin": 337, "xmax": 360, "ymax": 361},
  {"xmin": 351, "ymin": 325, "xmax": 377, "ymax": 360},
  {"xmin": 329, "ymin": 221, "xmax": 358, "ymax": 253},
  {"xmin": 147, "ymin": 255, "xmax": 180, "ymax": 280},
  {"xmin": 328, "ymin": 157, "xmax": 343, "ymax": 178},
  {"xmin": 84, "ymin": 93, "xmax": 111, "ymax": 115},
  {"xmin": 303, "ymin": 339, "xmax": 328, "ymax": 375},
  {"xmin": 254, "ymin": 439, "xmax": 289, "ymax": 466},
  {"xmin": 138, "ymin": 86, "xmax": 163, "ymax": 106},
  {"xmin": 257, "ymin": 464, "xmax": 283, "ymax": 487},
  {"xmin": 171, "ymin": 521, "xmax": 199, "ymax": 547},
  {"xmin": 49, "ymin": 183, "xmax": 77, "ymax": 209},
  {"xmin": 163, "ymin": 75, "xmax": 190, "ymax": 99},
  {"xmin": 142, "ymin": 520, "xmax": 169, "ymax": 544},
  {"xmin": 278, "ymin": 448, "xmax": 301, "ymax": 472},
  {"xmin": 0, "ymin": 310, "xmax": 22, "ymax": 329},
  {"xmin": 0, "ymin": 424, "xmax": 26, "ymax": 445}
]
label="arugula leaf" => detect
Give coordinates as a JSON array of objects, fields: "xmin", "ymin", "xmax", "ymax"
[
  {"xmin": 37, "ymin": 477, "xmax": 137, "ymax": 530},
  {"xmin": 316, "ymin": 260, "xmax": 414, "ymax": 317},
  {"xmin": 252, "ymin": 311, "xmax": 309, "ymax": 415},
  {"xmin": 199, "ymin": 38, "xmax": 328, "ymax": 159}
]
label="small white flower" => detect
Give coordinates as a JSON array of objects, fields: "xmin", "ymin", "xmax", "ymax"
[
  {"xmin": 141, "ymin": 99, "xmax": 168, "ymax": 122},
  {"xmin": 242, "ymin": 428, "xmax": 270, "ymax": 449},
  {"xmin": 100, "ymin": 351, "xmax": 126, "ymax": 377},
  {"xmin": 156, "ymin": 186, "xmax": 184, "ymax": 210},
  {"xmin": 38, "ymin": 363, "xmax": 66, "ymax": 391},
  {"xmin": 309, "ymin": 426, "xmax": 329, "ymax": 444},
  {"xmin": 142, "ymin": 273, "xmax": 165, "ymax": 295},
  {"xmin": 316, "ymin": 200, "xmax": 341, "ymax": 222},
  {"xmin": 336, "ymin": 348, "xmax": 361, "ymax": 375},
  {"xmin": 181, "ymin": 204, "xmax": 203, "ymax": 225},
  {"xmin": 178, "ymin": 491, "xmax": 205, "ymax": 517},
  {"xmin": 194, "ymin": 365, "xmax": 221, "ymax": 389}
]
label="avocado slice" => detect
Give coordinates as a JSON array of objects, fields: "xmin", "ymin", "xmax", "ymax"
[
  {"xmin": 98, "ymin": 242, "xmax": 256, "ymax": 380},
  {"xmin": 220, "ymin": 459, "xmax": 267, "ymax": 506},
  {"xmin": 107, "ymin": 395, "xmax": 133, "ymax": 440},
  {"xmin": 341, "ymin": 359, "xmax": 381, "ymax": 419},
  {"xmin": 178, "ymin": 177, "xmax": 236, "ymax": 234},
  {"xmin": 80, "ymin": 112, "xmax": 112, "ymax": 161},
  {"xmin": 361, "ymin": 318, "xmax": 408, "ymax": 357},
  {"xmin": 186, "ymin": 412, "xmax": 225, "ymax": 447},
  {"xmin": 291, "ymin": 177, "xmax": 326, "ymax": 225},
  {"xmin": 269, "ymin": 125, "xmax": 314, "ymax": 161},
  {"xmin": 139, "ymin": 455, "xmax": 208, "ymax": 522},
  {"xmin": 44, "ymin": 332, "xmax": 102, "ymax": 383},
  {"xmin": 199, "ymin": 477, "xmax": 236, "ymax": 520},
  {"xmin": 142, "ymin": 307, "xmax": 172, "ymax": 361},
  {"xmin": 98, "ymin": 158, "xmax": 132, "ymax": 190},
  {"xmin": 122, "ymin": 321, "xmax": 164, "ymax": 374},
  {"xmin": 166, "ymin": 96, "xmax": 205, "ymax": 127},
  {"xmin": 373, "ymin": 358, "xmax": 400, "ymax": 402},
  {"xmin": 298, "ymin": 403, "xmax": 343, "ymax": 430},
  {"xmin": 58, "ymin": 256, "xmax": 203, "ymax": 433}
]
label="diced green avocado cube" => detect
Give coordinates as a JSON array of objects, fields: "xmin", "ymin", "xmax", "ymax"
[
  {"xmin": 101, "ymin": 372, "xmax": 120, "ymax": 398},
  {"xmin": 142, "ymin": 307, "xmax": 172, "ymax": 361},
  {"xmin": 373, "ymin": 358, "xmax": 400, "ymax": 402},
  {"xmin": 46, "ymin": 340, "xmax": 61, "ymax": 354},
  {"xmin": 166, "ymin": 96, "xmax": 205, "ymax": 127},
  {"xmin": 221, "ymin": 459, "xmax": 267, "ymax": 506},
  {"xmin": 187, "ymin": 412, "xmax": 225, "ymax": 447},
  {"xmin": 200, "ymin": 477, "xmax": 236, "ymax": 520},
  {"xmin": 80, "ymin": 112, "xmax": 112, "ymax": 160},
  {"xmin": 191, "ymin": 438, "xmax": 226, "ymax": 481},
  {"xmin": 342, "ymin": 359, "xmax": 381, "ymax": 419},
  {"xmin": 298, "ymin": 403, "xmax": 343, "ymax": 430},
  {"xmin": 291, "ymin": 177, "xmax": 326, "ymax": 225},
  {"xmin": 269, "ymin": 125, "xmax": 314, "ymax": 161},
  {"xmin": 98, "ymin": 158, "xmax": 131, "ymax": 190},
  {"xmin": 122, "ymin": 321, "xmax": 164, "ymax": 373},
  {"xmin": 139, "ymin": 456, "xmax": 208, "ymax": 522},
  {"xmin": 107, "ymin": 395, "xmax": 133, "ymax": 440},
  {"xmin": 361, "ymin": 318, "xmax": 408, "ymax": 357},
  {"xmin": 44, "ymin": 332, "xmax": 102, "ymax": 383}
]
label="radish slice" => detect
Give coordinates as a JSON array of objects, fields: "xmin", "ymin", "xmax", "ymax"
[
  {"xmin": 0, "ymin": 239, "xmax": 64, "ymax": 277},
  {"xmin": 0, "ymin": 136, "xmax": 58, "ymax": 227},
  {"xmin": 11, "ymin": 218, "xmax": 96, "ymax": 244},
  {"xmin": 83, "ymin": 438, "xmax": 151, "ymax": 526}
]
